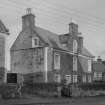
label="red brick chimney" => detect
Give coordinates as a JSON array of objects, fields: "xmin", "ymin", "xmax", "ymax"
[{"xmin": 22, "ymin": 8, "xmax": 35, "ymax": 30}]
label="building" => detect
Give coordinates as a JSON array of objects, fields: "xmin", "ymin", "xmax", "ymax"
[
  {"xmin": 102, "ymin": 60, "xmax": 105, "ymax": 65},
  {"xmin": 93, "ymin": 56, "xmax": 105, "ymax": 81},
  {"xmin": 11, "ymin": 9, "xmax": 94, "ymax": 84},
  {"xmin": 0, "ymin": 19, "xmax": 9, "ymax": 83}
]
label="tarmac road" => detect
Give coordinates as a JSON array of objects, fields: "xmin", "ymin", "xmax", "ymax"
[{"xmin": 1, "ymin": 96, "xmax": 105, "ymax": 105}]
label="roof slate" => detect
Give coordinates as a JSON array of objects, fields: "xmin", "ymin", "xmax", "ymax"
[
  {"xmin": 82, "ymin": 47, "xmax": 93, "ymax": 57},
  {"xmin": 34, "ymin": 27, "xmax": 61, "ymax": 48},
  {"xmin": 93, "ymin": 61, "xmax": 105, "ymax": 72},
  {"xmin": 11, "ymin": 25, "xmax": 93, "ymax": 58},
  {"xmin": 78, "ymin": 56, "xmax": 89, "ymax": 73},
  {"xmin": 35, "ymin": 26, "xmax": 93, "ymax": 58},
  {"xmin": 0, "ymin": 20, "xmax": 9, "ymax": 34}
]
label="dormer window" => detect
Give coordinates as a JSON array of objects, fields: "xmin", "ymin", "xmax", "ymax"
[
  {"xmin": 32, "ymin": 37, "xmax": 39, "ymax": 47},
  {"xmin": 73, "ymin": 40, "xmax": 78, "ymax": 53}
]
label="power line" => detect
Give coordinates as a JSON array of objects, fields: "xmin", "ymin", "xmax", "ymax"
[
  {"xmin": 44, "ymin": 0, "xmax": 105, "ymax": 22},
  {"xmin": 8, "ymin": 0, "xmax": 38, "ymax": 10},
  {"xmin": 7, "ymin": 0, "xmax": 102, "ymax": 23},
  {"xmin": 1, "ymin": 0, "xmax": 23, "ymax": 10},
  {"xmin": 0, "ymin": 1, "xmax": 24, "ymax": 15},
  {"xmin": 7, "ymin": 0, "xmax": 27, "ymax": 9},
  {"xmin": 33, "ymin": 7, "xmax": 105, "ymax": 30},
  {"xmin": 35, "ymin": 9, "xmax": 105, "ymax": 31},
  {"xmin": 37, "ymin": 14, "xmax": 105, "ymax": 33},
  {"xmin": 13, "ymin": 0, "xmax": 105, "ymax": 29},
  {"xmin": 38, "ymin": 1, "xmax": 105, "ymax": 25},
  {"xmin": 1, "ymin": 0, "xmax": 105, "ymax": 33},
  {"xmin": 6, "ymin": 0, "xmax": 105, "ymax": 29}
]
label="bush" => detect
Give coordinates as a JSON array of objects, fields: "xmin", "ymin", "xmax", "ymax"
[
  {"xmin": 0, "ymin": 83, "xmax": 18, "ymax": 99},
  {"xmin": 79, "ymin": 82, "xmax": 105, "ymax": 91},
  {"xmin": 23, "ymin": 82, "xmax": 61, "ymax": 97}
]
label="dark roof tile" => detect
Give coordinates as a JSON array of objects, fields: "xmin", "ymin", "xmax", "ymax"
[
  {"xmin": 11, "ymin": 26, "xmax": 93, "ymax": 58},
  {"xmin": 93, "ymin": 62, "xmax": 105, "ymax": 72},
  {"xmin": 0, "ymin": 20, "xmax": 9, "ymax": 34}
]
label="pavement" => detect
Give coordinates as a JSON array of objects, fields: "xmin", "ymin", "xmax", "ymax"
[
  {"xmin": 0, "ymin": 95, "xmax": 70, "ymax": 105},
  {"xmin": 1, "ymin": 95, "xmax": 105, "ymax": 105}
]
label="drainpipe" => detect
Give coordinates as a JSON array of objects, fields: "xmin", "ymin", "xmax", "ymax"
[
  {"xmin": 44, "ymin": 47, "xmax": 48, "ymax": 82},
  {"xmin": 4, "ymin": 35, "xmax": 7, "ymax": 83}
]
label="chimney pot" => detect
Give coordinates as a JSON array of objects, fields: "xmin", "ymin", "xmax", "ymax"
[
  {"xmin": 26, "ymin": 8, "xmax": 31, "ymax": 14},
  {"xmin": 97, "ymin": 56, "xmax": 102, "ymax": 62},
  {"xmin": 69, "ymin": 22, "xmax": 78, "ymax": 36},
  {"xmin": 22, "ymin": 8, "xmax": 35, "ymax": 30}
]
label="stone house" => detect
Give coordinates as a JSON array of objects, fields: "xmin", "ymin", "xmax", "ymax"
[
  {"xmin": 93, "ymin": 56, "xmax": 105, "ymax": 81},
  {"xmin": 0, "ymin": 19, "xmax": 9, "ymax": 83},
  {"xmin": 11, "ymin": 9, "xmax": 94, "ymax": 84}
]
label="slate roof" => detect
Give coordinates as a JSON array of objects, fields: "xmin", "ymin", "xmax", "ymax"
[
  {"xmin": 0, "ymin": 20, "xmax": 9, "ymax": 34},
  {"xmin": 34, "ymin": 26, "xmax": 93, "ymax": 58},
  {"xmin": 82, "ymin": 47, "xmax": 93, "ymax": 57},
  {"xmin": 34, "ymin": 27, "xmax": 61, "ymax": 49},
  {"xmin": 11, "ymin": 25, "xmax": 93, "ymax": 58},
  {"xmin": 103, "ymin": 61, "xmax": 105, "ymax": 65},
  {"xmin": 78, "ymin": 57, "xmax": 89, "ymax": 73},
  {"xmin": 93, "ymin": 61, "xmax": 105, "ymax": 72}
]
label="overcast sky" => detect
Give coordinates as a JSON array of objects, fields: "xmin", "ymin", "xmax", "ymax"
[{"xmin": 1, "ymin": 0, "xmax": 105, "ymax": 70}]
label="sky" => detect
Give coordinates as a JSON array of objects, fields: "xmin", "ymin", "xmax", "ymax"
[{"xmin": 1, "ymin": 0, "xmax": 105, "ymax": 70}]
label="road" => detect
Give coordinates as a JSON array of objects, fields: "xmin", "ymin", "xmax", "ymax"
[{"xmin": 1, "ymin": 96, "xmax": 105, "ymax": 105}]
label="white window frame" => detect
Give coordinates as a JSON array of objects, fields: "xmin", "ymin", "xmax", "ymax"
[
  {"xmin": 88, "ymin": 59, "xmax": 92, "ymax": 72},
  {"xmin": 54, "ymin": 53, "xmax": 60, "ymax": 70},
  {"xmin": 94, "ymin": 72, "xmax": 102, "ymax": 80},
  {"xmin": 73, "ymin": 40, "xmax": 78, "ymax": 53},
  {"xmin": 62, "ymin": 43, "xmax": 67, "ymax": 47},
  {"xmin": 83, "ymin": 75, "xmax": 86, "ymax": 83},
  {"xmin": 73, "ymin": 75, "xmax": 78, "ymax": 83},
  {"xmin": 65, "ymin": 75, "xmax": 71, "ymax": 84},
  {"xmin": 54, "ymin": 74, "xmax": 61, "ymax": 83},
  {"xmin": 0, "ymin": 46, "xmax": 3, "ymax": 56},
  {"xmin": 88, "ymin": 75, "xmax": 92, "ymax": 83},
  {"xmin": 73, "ymin": 56, "xmax": 77, "ymax": 71},
  {"xmin": 32, "ymin": 37, "xmax": 39, "ymax": 47}
]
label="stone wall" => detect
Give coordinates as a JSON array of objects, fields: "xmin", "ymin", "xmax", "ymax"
[{"xmin": 11, "ymin": 48, "xmax": 44, "ymax": 74}]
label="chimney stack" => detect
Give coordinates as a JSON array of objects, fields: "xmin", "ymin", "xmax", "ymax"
[
  {"xmin": 22, "ymin": 8, "xmax": 35, "ymax": 30},
  {"xmin": 78, "ymin": 35, "xmax": 83, "ymax": 53},
  {"xmin": 26, "ymin": 8, "xmax": 31, "ymax": 14},
  {"xmin": 69, "ymin": 22, "xmax": 78, "ymax": 36},
  {"xmin": 97, "ymin": 56, "xmax": 102, "ymax": 62}
]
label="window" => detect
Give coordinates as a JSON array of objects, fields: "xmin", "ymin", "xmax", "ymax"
[
  {"xmin": 73, "ymin": 75, "xmax": 78, "ymax": 83},
  {"xmin": 83, "ymin": 75, "xmax": 86, "ymax": 83},
  {"xmin": 54, "ymin": 74, "xmax": 61, "ymax": 83},
  {"xmin": 65, "ymin": 75, "xmax": 71, "ymax": 84},
  {"xmin": 88, "ymin": 59, "xmax": 92, "ymax": 72},
  {"xmin": 32, "ymin": 37, "xmax": 39, "ymax": 47},
  {"xmin": 73, "ymin": 40, "xmax": 78, "ymax": 53},
  {"xmin": 54, "ymin": 53, "xmax": 60, "ymax": 70},
  {"xmin": 62, "ymin": 44, "xmax": 67, "ymax": 47},
  {"xmin": 73, "ymin": 56, "xmax": 77, "ymax": 71},
  {"xmin": 103, "ymin": 74, "xmax": 105, "ymax": 81},
  {"xmin": 94, "ymin": 72, "xmax": 102, "ymax": 80},
  {"xmin": 0, "ymin": 46, "xmax": 3, "ymax": 56},
  {"xmin": 88, "ymin": 75, "xmax": 92, "ymax": 83}
]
